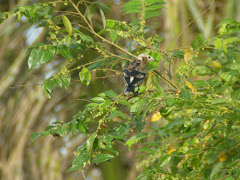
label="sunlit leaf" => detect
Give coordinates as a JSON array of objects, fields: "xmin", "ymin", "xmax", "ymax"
[
  {"xmin": 184, "ymin": 48, "xmax": 193, "ymax": 64},
  {"xmin": 87, "ymin": 133, "xmax": 97, "ymax": 151},
  {"xmin": 62, "ymin": 15, "xmax": 72, "ymax": 36},
  {"xmin": 204, "ymin": 60, "xmax": 222, "ymax": 68},
  {"xmin": 185, "ymin": 81, "xmax": 197, "ymax": 93},
  {"xmin": 30, "ymin": 132, "xmax": 41, "ymax": 142},
  {"xmin": 58, "ymin": 45, "xmax": 71, "ymax": 61},
  {"xmin": 104, "ymin": 90, "xmax": 117, "ymax": 98},
  {"xmin": 92, "ymin": 154, "xmax": 115, "ymax": 164},
  {"xmin": 191, "ymin": 34, "xmax": 204, "ymax": 49},
  {"xmin": 100, "ymin": 9, "xmax": 106, "ymax": 29},
  {"xmin": 28, "ymin": 48, "xmax": 44, "ymax": 69},
  {"xmin": 110, "ymin": 31, "xmax": 118, "ymax": 42},
  {"xmin": 210, "ymin": 162, "xmax": 223, "ymax": 179}
]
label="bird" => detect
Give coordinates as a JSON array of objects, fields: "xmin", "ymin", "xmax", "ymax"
[{"xmin": 123, "ymin": 53, "xmax": 156, "ymax": 93}]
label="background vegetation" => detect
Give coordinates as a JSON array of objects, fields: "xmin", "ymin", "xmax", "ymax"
[{"xmin": 0, "ymin": 0, "xmax": 239, "ymax": 179}]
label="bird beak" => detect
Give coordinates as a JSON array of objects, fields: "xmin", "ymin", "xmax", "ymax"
[{"xmin": 150, "ymin": 59, "xmax": 158, "ymax": 62}]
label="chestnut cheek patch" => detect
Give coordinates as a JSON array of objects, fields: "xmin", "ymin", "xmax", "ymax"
[{"xmin": 142, "ymin": 57, "xmax": 148, "ymax": 64}]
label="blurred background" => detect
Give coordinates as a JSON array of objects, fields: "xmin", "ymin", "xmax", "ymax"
[{"xmin": 0, "ymin": 0, "xmax": 239, "ymax": 179}]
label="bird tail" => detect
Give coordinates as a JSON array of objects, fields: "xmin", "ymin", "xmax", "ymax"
[{"xmin": 125, "ymin": 85, "xmax": 136, "ymax": 93}]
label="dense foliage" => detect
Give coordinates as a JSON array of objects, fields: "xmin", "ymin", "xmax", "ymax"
[{"xmin": 1, "ymin": 0, "xmax": 240, "ymax": 179}]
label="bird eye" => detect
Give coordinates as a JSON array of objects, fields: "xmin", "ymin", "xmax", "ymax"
[{"xmin": 148, "ymin": 56, "xmax": 151, "ymax": 59}]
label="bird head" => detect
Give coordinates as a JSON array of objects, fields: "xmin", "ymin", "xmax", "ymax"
[{"xmin": 136, "ymin": 53, "xmax": 156, "ymax": 64}]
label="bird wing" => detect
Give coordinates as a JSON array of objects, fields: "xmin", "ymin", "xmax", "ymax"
[{"xmin": 123, "ymin": 60, "xmax": 146, "ymax": 86}]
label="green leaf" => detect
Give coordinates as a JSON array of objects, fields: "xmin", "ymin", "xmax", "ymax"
[
  {"xmin": 108, "ymin": 110, "xmax": 126, "ymax": 119},
  {"xmin": 28, "ymin": 48, "xmax": 44, "ymax": 69},
  {"xmin": 87, "ymin": 133, "xmax": 97, "ymax": 151},
  {"xmin": 59, "ymin": 74, "xmax": 71, "ymax": 89},
  {"xmin": 69, "ymin": 120, "xmax": 77, "ymax": 135},
  {"xmin": 194, "ymin": 80, "xmax": 208, "ymax": 87},
  {"xmin": 191, "ymin": 34, "xmax": 204, "ymax": 49},
  {"xmin": 44, "ymin": 79, "xmax": 54, "ymax": 99},
  {"xmin": 104, "ymin": 90, "xmax": 117, "ymax": 98},
  {"xmin": 204, "ymin": 60, "xmax": 222, "ymax": 68},
  {"xmin": 125, "ymin": 133, "xmax": 148, "ymax": 148},
  {"xmin": 85, "ymin": 72, "xmax": 91, "ymax": 86},
  {"xmin": 57, "ymin": 125, "xmax": 64, "ymax": 137},
  {"xmin": 44, "ymin": 79, "xmax": 54, "ymax": 93},
  {"xmin": 110, "ymin": 31, "xmax": 118, "ymax": 42},
  {"xmin": 79, "ymin": 66, "xmax": 88, "ymax": 82},
  {"xmin": 30, "ymin": 132, "xmax": 41, "ymax": 142},
  {"xmin": 214, "ymin": 38, "xmax": 223, "ymax": 50},
  {"xmin": 91, "ymin": 97, "xmax": 105, "ymax": 103},
  {"xmin": 210, "ymin": 162, "xmax": 223, "ymax": 179},
  {"xmin": 105, "ymin": 147, "xmax": 119, "ymax": 156},
  {"xmin": 106, "ymin": 19, "xmax": 115, "ymax": 29},
  {"xmin": 74, "ymin": 29, "xmax": 93, "ymax": 42},
  {"xmin": 146, "ymin": 61, "xmax": 160, "ymax": 72},
  {"xmin": 181, "ymin": 88, "xmax": 191, "ymax": 99},
  {"xmin": 99, "ymin": 9, "xmax": 106, "ymax": 29},
  {"xmin": 92, "ymin": 154, "xmax": 115, "ymax": 164},
  {"xmin": 173, "ymin": 50, "xmax": 184, "ymax": 58},
  {"xmin": 166, "ymin": 98, "xmax": 175, "ymax": 106},
  {"xmin": 232, "ymin": 88, "xmax": 240, "ymax": 100},
  {"xmin": 117, "ymin": 98, "xmax": 131, "ymax": 107},
  {"xmin": 42, "ymin": 46, "xmax": 56, "ymax": 63},
  {"xmin": 145, "ymin": 11, "xmax": 163, "ymax": 19},
  {"xmin": 53, "ymin": 76, "xmax": 62, "ymax": 88},
  {"xmin": 79, "ymin": 66, "xmax": 91, "ymax": 85},
  {"xmin": 122, "ymin": 1, "xmax": 141, "ymax": 14},
  {"xmin": 58, "ymin": 45, "xmax": 71, "ymax": 61},
  {"xmin": 87, "ymin": 57, "xmax": 111, "ymax": 70},
  {"xmin": 149, "ymin": 52, "xmax": 162, "ymax": 61},
  {"xmin": 158, "ymin": 155, "xmax": 171, "ymax": 168},
  {"xmin": 86, "ymin": 103, "xmax": 99, "ymax": 107},
  {"xmin": 62, "ymin": 15, "xmax": 72, "ymax": 36},
  {"xmin": 135, "ymin": 115, "xmax": 145, "ymax": 132},
  {"xmin": 211, "ymin": 98, "xmax": 228, "ymax": 104},
  {"xmin": 67, "ymin": 149, "xmax": 91, "ymax": 172},
  {"xmin": 137, "ymin": 147, "xmax": 155, "ymax": 153}
]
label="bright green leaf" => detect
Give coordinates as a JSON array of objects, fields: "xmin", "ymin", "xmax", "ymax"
[
  {"xmin": 28, "ymin": 48, "xmax": 44, "ymax": 69},
  {"xmin": 58, "ymin": 45, "xmax": 71, "ymax": 61},
  {"xmin": 214, "ymin": 38, "xmax": 223, "ymax": 50},
  {"xmin": 53, "ymin": 76, "xmax": 62, "ymax": 88},
  {"xmin": 42, "ymin": 46, "xmax": 56, "ymax": 63},
  {"xmin": 191, "ymin": 34, "xmax": 204, "ymax": 49},
  {"xmin": 62, "ymin": 15, "xmax": 72, "ymax": 36},
  {"xmin": 117, "ymin": 98, "xmax": 131, "ymax": 107},
  {"xmin": 181, "ymin": 88, "xmax": 191, "ymax": 99},
  {"xmin": 110, "ymin": 31, "xmax": 118, "ymax": 42},
  {"xmin": 87, "ymin": 133, "xmax": 97, "ymax": 151},
  {"xmin": 100, "ymin": 9, "xmax": 106, "ymax": 29},
  {"xmin": 108, "ymin": 110, "xmax": 126, "ymax": 119},
  {"xmin": 59, "ymin": 74, "xmax": 71, "ymax": 89},
  {"xmin": 30, "ymin": 132, "xmax": 41, "ymax": 142},
  {"xmin": 91, "ymin": 97, "xmax": 105, "ymax": 103},
  {"xmin": 92, "ymin": 154, "xmax": 115, "ymax": 164},
  {"xmin": 106, "ymin": 19, "xmax": 115, "ymax": 29},
  {"xmin": 105, "ymin": 90, "xmax": 117, "ymax": 98},
  {"xmin": 146, "ymin": 61, "xmax": 160, "ymax": 72},
  {"xmin": 210, "ymin": 162, "xmax": 223, "ymax": 179}
]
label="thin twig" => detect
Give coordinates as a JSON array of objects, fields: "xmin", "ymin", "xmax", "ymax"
[
  {"xmin": 174, "ymin": 0, "xmax": 215, "ymax": 47},
  {"xmin": 9, "ymin": 83, "xmax": 42, "ymax": 89}
]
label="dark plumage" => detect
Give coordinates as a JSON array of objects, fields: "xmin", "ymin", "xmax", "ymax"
[{"xmin": 123, "ymin": 53, "xmax": 155, "ymax": 93}]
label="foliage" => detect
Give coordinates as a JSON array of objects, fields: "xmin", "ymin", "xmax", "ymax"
[{"xmin": 1, "ymin": 0, "xmax": 240, "ymax": 179}]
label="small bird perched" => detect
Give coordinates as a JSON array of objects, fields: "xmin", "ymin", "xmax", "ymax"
[{"xmin": 123, "ymin": 53, "xmax": 156, "ymax": 93}]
